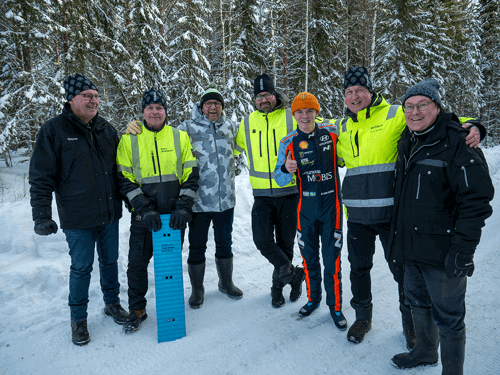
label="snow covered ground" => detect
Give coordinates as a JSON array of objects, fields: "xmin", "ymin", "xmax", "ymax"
[{"xmin": 1, "ymin": 147, "xmax": 500, "ymax": 375}]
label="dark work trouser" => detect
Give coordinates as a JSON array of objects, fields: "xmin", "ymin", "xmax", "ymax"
[
  {"xmin": 127, "ymin": 224, "xmax": 184, "ymax": 311},
  {"xmin": 187, "ymin": 208, "xmax": 235, "ymax": 265},
  {"xmin": 347, "ymin": 221, "xmax": 412, "ymax": 329},
  {"xmin": 251, "ymin": 194, "xmax": 298, "ymax": 285}
]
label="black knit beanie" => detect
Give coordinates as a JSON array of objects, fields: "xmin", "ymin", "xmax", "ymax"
[
  {"xmin": 344, "ymin": 67, "xmax": 373, "ymax": 92},
  {"xmin": 254, "ymin": 74, "xmax": 276, "ymax": 97},
  {"xmin": 142, "ymin": 87, "xmax": 167, "ymax": 112},
  {"xmin": 63, "ymin": 74, "xmax": 98, "ymax": 101}
]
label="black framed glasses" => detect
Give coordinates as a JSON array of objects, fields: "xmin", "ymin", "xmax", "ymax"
[
  {"xmin": 204, "ymin": 101, "xmax": 221, "ymax": 108},
  {"xmin": 255, "ymin": 93, "xmax": 274, "ymax": 101},
  {"xmin": 403, "ymin": 101, "xmax": 433, "ymax": 113},
  {"xmin": 78, "ymin": 93, "xmax": 99, "ymax": 101}
]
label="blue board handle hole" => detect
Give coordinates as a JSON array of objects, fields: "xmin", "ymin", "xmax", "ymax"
[
  {"xmin": 165, "ymin": 276, "xmax": 173, "ymax": 279},
  {"xmin": 162, "ymin": 233, "xmax": 171, "ymax": 237},
  {"xmin": 167, "ymin": 318, "xmax": 176, "ymax": 322}
]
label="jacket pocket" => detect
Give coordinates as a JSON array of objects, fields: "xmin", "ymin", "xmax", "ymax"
[{"xmin": 409, "ymin": 160, "xmax": 449, "ymax": 206}]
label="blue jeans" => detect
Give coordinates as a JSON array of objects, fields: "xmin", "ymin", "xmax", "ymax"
[
  {"xmin": 187, "ymin": 208, "xmax": 234, "ymax": 264},
  {"xmin": 63, "ymin": 221, "xmax": 120, "ymax": 322}
]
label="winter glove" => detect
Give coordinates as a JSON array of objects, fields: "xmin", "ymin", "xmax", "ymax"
[
  {"xmin": 125, "ymin": 120, "xmax": 142, "ymax": 135},
  {"xmin": 445, "ymin": 249, "xmax": 474, "ymax": 278},
  {"xmin": 141, "ymin": 209, "xmax": 162, "ymax": 232},
  {"xmin": 34, "ymin": 218, "xmax": 58, "ymax": 236},
  {"xmin": 169, "ymin": 209, "xmax": 191, "ymax": 230}
]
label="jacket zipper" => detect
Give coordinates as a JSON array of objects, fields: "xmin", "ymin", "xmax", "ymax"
[
  {"xmin": 461, "ymin": 166, "xmax": 469, "ymax": 187},
  {"xmin": 416, "ymin": 174, "xmax": 421, "ymax": 199},
  {"xmin": 151, "ymin": 152, "xmax": 157, "ymax": 174},
  {"xmin": 266, "ymin": 116, "xmax": 273, "ymax": 191},
  {"xmin": 273, "ymin": 129, "xmax": 278, "ymax": 156},
  {"xmin": 213, "ymin": 122, "xmax": 222, "ymax": 210}
]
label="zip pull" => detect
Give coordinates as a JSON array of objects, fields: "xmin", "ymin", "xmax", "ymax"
[{"xmin": 461, "ymin": 166, "xmax": 469, "ymax": 188}]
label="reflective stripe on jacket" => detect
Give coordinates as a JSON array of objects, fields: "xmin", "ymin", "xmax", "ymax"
[
  {"xmin": 116, "ymin": 123, "xmax": 198, "ymax": 219},
  {"xmin": 236, "ymin": 102, "xmax": 297, "ymax": 197}
]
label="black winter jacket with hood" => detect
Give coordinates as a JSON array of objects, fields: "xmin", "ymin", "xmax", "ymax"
[
  {"xmin": 29, "ymin": 103, "xmax": 122, "ymax": 229},
  {"xmin": 388, "ymin": 111, "xmax": 493, "ymax": 267}
]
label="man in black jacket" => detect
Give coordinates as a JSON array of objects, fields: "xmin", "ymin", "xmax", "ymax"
[
  {"xmin": 388, "ymin": 79, "xmax": 494, "ymax": 375},
  {"xmin": 29, "ymin": 74, "xmax": 128, "ymax": 346}
]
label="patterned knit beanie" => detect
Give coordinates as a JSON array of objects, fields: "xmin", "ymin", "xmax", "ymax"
[
  {"xmin": 200, "ymin": 84, "xmax": 224, "ymax": 109},
  {"xmin": 291, "ymin": 92, "xmax": 321, "ymax": 115},
  {"xmin": 402, "ymin": 78, "xmax": 442, "ymax": 108},
  {"xmin": 254, "ymin": 74, "xmax": 276, "ymax": 97},
  {"xmin": 344, "ymin": 67, "xmax": 373, "ymax": 92},
  {"xmin": 142, "ymin": 87, "xmax": 167, "ymax": 112},
  {"xmin": 63, "ymin": 74, "xmax": 98, "ymax": 101}
]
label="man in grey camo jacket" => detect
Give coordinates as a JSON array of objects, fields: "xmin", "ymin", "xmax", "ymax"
[{"xmin": 127, "ymin": 84, "xmax": 243, "ymax": 309}]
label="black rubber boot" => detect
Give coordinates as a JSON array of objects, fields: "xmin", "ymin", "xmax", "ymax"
[
  {"xmin": 347, "ymin": 319, "xmax": 371, "ymax": 343},
  {"xmin": 215, "ymin": 257, "xmax": 243, "ymax": 300},
  {"xmin": 403, "ymin": 324, "xmax": 416, "ymax": 351},
  {"xmin": 391, "ymin": 307, "xmax": 439, "ymax": 369},
  {"xmin": 440, "ymin": 329, "xmax": 466, "ymax": 375},
  {"xmin": 188, "ymin": 262, "xmax": 205, "ymax": 309},
  {"xmin": 71, "ymin": 320, "xmax": 90, "ymax": 346},
  {"xmin": 271, "ymin": 269, "xmax": 285, "ymax": 308}
]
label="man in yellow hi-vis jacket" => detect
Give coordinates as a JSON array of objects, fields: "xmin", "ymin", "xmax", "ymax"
[
  {"xmin": 236, "ymin": 74, "xmax": 305, "ymax": 309},
  {"xmin": 116, "ymin": 87, "xmax": 199, "ymax": 332}
]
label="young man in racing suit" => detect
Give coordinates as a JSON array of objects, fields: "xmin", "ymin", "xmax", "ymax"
[{"xmin": 274, "ymin": 92, "xmax": 347, "ymax": 330}]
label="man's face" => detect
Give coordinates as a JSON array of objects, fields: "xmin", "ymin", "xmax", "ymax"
[
  {"xmin": 344, "ymin": 85, "xmax": 373, "ymax": 114},
  {"xmin": 404, "ymin": 95, "xmax": 440, "ymax": 133},
  {"xmin": 69, "ymin": 89, "xmax": 99, "ymax": 124},
  {"xmin": 293, "ymin": 108, "xmax": 318, "ymax": 134},
  {"xmin": 202, "ymin": 100, "xmax": 222, "ymax": 122},
  {"xmin": 255, "ymin": 92, "xmax": 276, "ymax": 114},
  {"xmin": 143, "ymin": 103, "xmax": 166, "ymax": 129}
]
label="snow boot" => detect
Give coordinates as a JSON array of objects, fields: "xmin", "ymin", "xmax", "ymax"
[
  {"xmin": 440, "ymin": 329, "xmax": 466, "ymax": 375},
  {"xmin": 104, "ymin": 303, "xmax": 129, "ymax": 325},
  {"xmin": 123, "ymin": 309, "xmax": 148, "ymax": 333},
  {"xmin": 289, "ymin": 269, "xmax": 303, "ymax": 302},
  {"xmin": 299, "ymin": 301, "xmax": 320, "ymax": 317},
  {"xmin": 391, "ymin": 307, "xmax": 439, "ymax": 369},
  {"xmin": 329, "ymin": 306, "xmax": 348, "ymax": 331},
  {"xmin": 271, "ymin": 269, "xmax": 285, "ymax": 308},
  {"xmin": 71, "ymin": 320, "xmax": 90, "ymax": 346},
  {"xmin": 347, "ymin": 319, "xmax": 372, "ymax": 344},
  {"xmin": 284, "ymin": 265, "xmax": 305, "ymax": 295},
  {"xmin": 188, "ymin": 262, "xmax": 205, "ymax": 309},
  {"xmin": 215, "ymin": 257, "xmax": 243, "ymax": 300},
  {"xmin": 403, "ymin": 325, "xmax": 416, "ymax": 351}
]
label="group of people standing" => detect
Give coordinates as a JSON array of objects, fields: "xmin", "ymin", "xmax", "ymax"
[{"xmin": 29, "ymin": 67, "xmax": 493, "ymax": 375}]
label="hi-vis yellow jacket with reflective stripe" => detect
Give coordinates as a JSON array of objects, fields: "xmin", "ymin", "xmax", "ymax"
[
  {"xmin": 333, "ymin": 94, "xmax": 406, "ymax": 225},
  {"xmin": 332, "ymin": 94, "xmax": 476, "ymax": 225},
  {"xmin": 116, "ymin": 123, "xmax": 198, "ymax": 220},
  {"xmin": 236, "ymin": 107, "xmax": 298, "ymax": 197}
]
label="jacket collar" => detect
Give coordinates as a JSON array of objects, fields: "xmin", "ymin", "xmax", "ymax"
[{"xmin": 62, "ymin": 102, "xmax": 102, "ymax": 131}]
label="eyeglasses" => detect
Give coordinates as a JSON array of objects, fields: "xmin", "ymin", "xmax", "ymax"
[
  {"xmin": 255, "ymin": 93, "xmax": 274, "ymax": 101},
  {"xmin": 204, "ymin": 101, "xmax": 221, "ymax": 108},
  {"xmin": 403, "ymin": 101, "xmax": 433, "ymax": 113},
  {"xmin": 78, "ymin": 93, "xmax": 99, "ymax": 101}
]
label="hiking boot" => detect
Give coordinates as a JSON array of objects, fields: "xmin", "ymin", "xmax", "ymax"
[
  {"xmin": 215, "ymin": 257, "xmax": 243, "ymax": 300},
  {"xmin": 123, "ymin": 309, "xmax": 148, "ymax": 333},
  {"xmin": 271, "ymin": 286, "xmax": 285, "ymax": 308},
  {"xmin": 104, "ymin": 303, "xmax": 129, "ymax": 325},
  {"xmin": 347, "ymin": 319, "xmax": 371, "ymax": 344},
  {"xmin": 289, "ymin": 272, "xmax": 303, "ymax": 302},
  {"xmin": 330, "ymin": 308, "xmax": 348, "ymax": 331},
  {"xmin": 71, "ymin": 320, "xmax": 90, "ymax": 346},
  {"xmin": 403, "ymin": 325, "xmax": 416, "ymax": 351},
  {"xmin": 299, "ymin": 301, "xmax": 320, "ymax": 317},
  {"xmin": 271, "ymin": 269, "xmax": 285, "ymax": 308}
]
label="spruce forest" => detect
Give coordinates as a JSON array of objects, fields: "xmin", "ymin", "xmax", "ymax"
[{"xmin": 1, "ymin": 0, "xmax": 499, "ymax": 161}]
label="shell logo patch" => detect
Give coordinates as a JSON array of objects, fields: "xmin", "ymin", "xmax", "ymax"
[{"xmin": 299, "ymin": 141, "xmax": 308, "ymax": 150}]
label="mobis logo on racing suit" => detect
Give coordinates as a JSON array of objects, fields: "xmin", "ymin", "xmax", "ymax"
[{"xmin": 307, "ymin": 172, "xmax": 333, "ymax": 182}]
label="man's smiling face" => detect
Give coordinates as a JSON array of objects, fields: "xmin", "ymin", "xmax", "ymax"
[{"xmin": 344, "ymin": 85, "xmax": 373, "ymax": 114}]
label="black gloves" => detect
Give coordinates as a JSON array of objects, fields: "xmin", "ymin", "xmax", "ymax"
[
  {"xmin": 169, "ymin": 209, "xmax": 191, "ymax": 230},
  {"xmin": 445, "ymin": 249, "xmax": 474, "ymax": 278},
  {"xmin": 141, "ymin": 209, "xmax": 162, "ymax": 232},
  {"xmin": 131, "ymin": 194, "xmax": 162, "ymax": 232},
  {"xmin": 34, "ymin": 218, "xmax": 58, "ymax": 236}
]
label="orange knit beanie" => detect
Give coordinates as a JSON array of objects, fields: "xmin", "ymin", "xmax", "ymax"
[{"xmin": 291, "ymin": 92, "xmax": 321, "ymax": 114}]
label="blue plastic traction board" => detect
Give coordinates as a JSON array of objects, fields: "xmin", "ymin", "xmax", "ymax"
[{"xmin": 152, "ymin": 214, "xmax": 186, "ymax": 343}]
